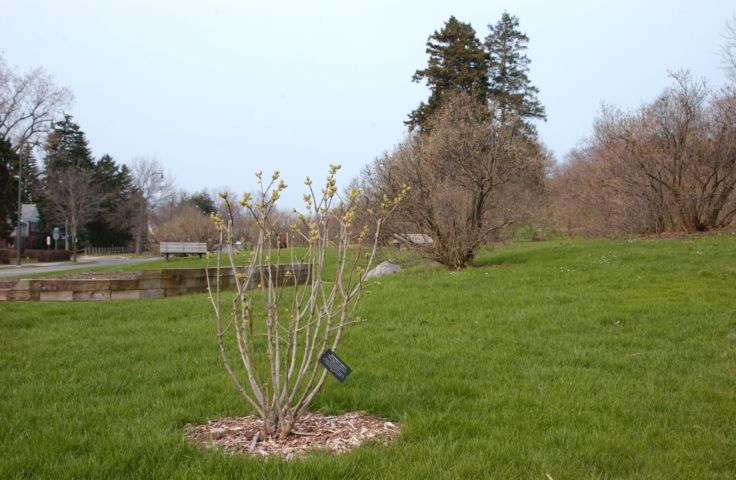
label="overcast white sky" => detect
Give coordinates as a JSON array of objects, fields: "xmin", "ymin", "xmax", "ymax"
[{"xmin": 2, "ymin": 0, "xmax": 734, "ymax": 207}]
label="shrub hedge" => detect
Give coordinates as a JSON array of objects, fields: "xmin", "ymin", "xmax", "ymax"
[
  {"xmin": 0, "ymin": 248, "xmax": 13, "ymax": 264},
  {"xmin": 23, "ymin": 249, "xmax": 72, "ymax": 262}
]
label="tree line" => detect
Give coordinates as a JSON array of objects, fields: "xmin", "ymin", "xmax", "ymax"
[
  {"xmin": 352, "ymin": 13, "xmax": 736, "ymax": 269},
  {"xmin": 550, "ymin": 72, "xmax": 736, "ymax": 236},
  {"xmin": 2, "ymin": 13, "xmax": 735, "ymax": 268},
  {"xmin": 0, "ymin": 55, "xmax": 219, "ymax": 261}
]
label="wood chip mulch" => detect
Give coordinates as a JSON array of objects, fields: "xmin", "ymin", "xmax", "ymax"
[{"xmin": 185, "ymin": 412, "xmax": 400, "ymax": 460}]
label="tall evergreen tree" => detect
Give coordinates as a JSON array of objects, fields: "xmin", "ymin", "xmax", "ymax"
[
  {"xmin": 407, "ymin": 16, "xmax": 489, "ymax": 131},
  {"xmin": 86, "ymin": 154, "xmax": 136, "ymax": 246},
  {"xmin": 189, "ymin": 190, "xmax": 217, "ymax": 215},
  {"xmin": 17, "ymin": 144, "xmax": 41, "ymax": 203},
  {"xmin": 484, "ymin": 12, "xmax": 546, "ymax": 125},
  {"xmin": 43, "ymin": 114, "xmax": 94, "ymax": 172}
]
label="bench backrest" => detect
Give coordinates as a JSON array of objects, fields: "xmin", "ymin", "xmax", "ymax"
[{"xmin": 160, "ymin": 242, "xmax": 208, "ymax": 254}]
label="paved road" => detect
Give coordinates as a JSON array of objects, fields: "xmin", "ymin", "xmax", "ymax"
[{"xmin": 0, "ymin": 256, "xmax": 162, "ymax": 279}]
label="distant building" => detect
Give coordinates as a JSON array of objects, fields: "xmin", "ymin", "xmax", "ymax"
[
  {"xmin": 390, "ymin": 233, "xmax": 434, "ymax": 249},
  {"xmin": 10, "ymin": 204, "xmax": 40, "ymax": 240}
]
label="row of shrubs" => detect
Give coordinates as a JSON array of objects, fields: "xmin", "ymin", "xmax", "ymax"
[
  {"xmin": 0, "ymin": 248, "xmax": 72, "ymax": 264},
  {"xmin": 24, "ymin": 249, "xmax": 73, "ymax": 262},
  {"xmin": 0, "ymin": 249, "xmax": 12, "ymax": 264}
]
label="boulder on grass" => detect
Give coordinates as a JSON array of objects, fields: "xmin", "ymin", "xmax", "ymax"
[{"xmin": 366, "ymin": 261, "xmax": 401, "ymax": 279}]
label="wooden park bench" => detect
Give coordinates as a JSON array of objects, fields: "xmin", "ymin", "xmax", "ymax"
[{"xmin": 159, "ymin": 242, "xmax": 208, "ymax": 260}]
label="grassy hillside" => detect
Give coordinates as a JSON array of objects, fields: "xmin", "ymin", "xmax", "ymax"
[{"xmin": 1, "ymin": 236, "xmax": 735, "ymax": 478}]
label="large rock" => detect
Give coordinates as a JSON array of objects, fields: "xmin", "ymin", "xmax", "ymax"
[{"xmin": 366, "ymin": 261, "xmax": 401, "ymax": 279}]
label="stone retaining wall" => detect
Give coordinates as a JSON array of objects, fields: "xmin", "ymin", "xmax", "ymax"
[{"xmin": 0, "ymin": 264, "xmax": 308, "ymax": 302}]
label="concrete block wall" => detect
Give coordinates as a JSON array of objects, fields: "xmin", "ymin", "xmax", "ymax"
[{"xmin": 0, "ymin": 264, "xmax": 308, "ymax": 302}]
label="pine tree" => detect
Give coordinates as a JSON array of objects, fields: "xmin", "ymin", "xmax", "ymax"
[
  {"xmin": 484, "ymin": 12, "xmax": 545, "ymax": 125},
  {"xmin": 43, "ymin": 114, "xmax": 95, "ymax": 172},
  {"xmin": 18, "ymin": 144, "xmax": 41, "ymax": 203},
  {"xmin": 189, "ymin": 190, "xmax": 217, "ymax": 215},
  {"xmin": 86, "ymin": 154, "xmax": 136, "ymax": 246},
  {"xmin": 407, "ymin": 16, "xmax": 489, "ymax": 131}
]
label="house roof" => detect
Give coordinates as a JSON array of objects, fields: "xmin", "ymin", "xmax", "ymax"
[{"xmin": 393, "ymin": 233, "xmax": 434, "ymax": 245}]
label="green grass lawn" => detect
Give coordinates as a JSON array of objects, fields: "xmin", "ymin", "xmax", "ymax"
[{"xmin": 1, "ymin": 236, "xmax": 735, "ymax": 478}]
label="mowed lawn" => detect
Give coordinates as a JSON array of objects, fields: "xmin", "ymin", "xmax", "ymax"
[{"xmin": 1, "ymin": 237, "xmax": 735, "ymax": 479}]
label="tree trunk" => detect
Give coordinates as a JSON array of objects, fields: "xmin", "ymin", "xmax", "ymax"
[
  {"xmin": 70, "ymin": 220, "xmax": 78, "ymax": 263},
  {"xmin": 136, "ymin": 197, "xmax": 145, "ymax": 254}
]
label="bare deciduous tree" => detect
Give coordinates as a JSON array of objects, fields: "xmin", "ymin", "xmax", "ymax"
[
  {"xmin": 45, "ymin": 167, "xmax": 105, "ymax": 261},
  {"xmin": 359, "ymin": 92, "xmax": 544, "ymax": 269},
  {"xmin": 603, "ymin": 73, "xmax": 736, "ymax": 232},
  {"xmin": 0, "ymin": 55, "xmax": 71, "ymax": 259},
  {"xmin": 208, "ymin": 167, "xmax": 404, "ymax": 441},
  {"xmin": 549, "ymin": 144, "xmax": 661, "ymax": 236},
  {"xmin": 129, "ymin": 156, "xmax": 174, "ymax": 253},
  {"xmin": 553, "ymin": 72, "xmax": 736, "ymax": 235},
  {"xmin": 0, "ymin": 54, "xmax": 72, "ymax": 152},
  {"xmin": 151, "ymin": 204, "xmax": 216, "ymax": 247}
]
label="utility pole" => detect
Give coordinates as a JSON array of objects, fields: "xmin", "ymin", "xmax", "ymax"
[{"xmin": 15, "ymin": 149, "xmax": 23, "ymax": 266}]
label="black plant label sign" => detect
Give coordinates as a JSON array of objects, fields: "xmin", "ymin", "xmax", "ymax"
[{"xmin": 319, "ymin": 349, "xmax": 352, "ymax": 383}]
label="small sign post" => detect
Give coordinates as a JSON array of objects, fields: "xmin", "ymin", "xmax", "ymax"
[
  {"xmin": 52, "ymin": 227, "xmax": 60, "ymax": 250},
  {"xmin": 319, "ymin": 349, "xmax": 352, "ymax": 383}
]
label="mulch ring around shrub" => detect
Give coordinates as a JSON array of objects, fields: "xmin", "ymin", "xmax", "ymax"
[{"xmin": 185, "ymin": 412, "xmax": 400, "ymax": 460}]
